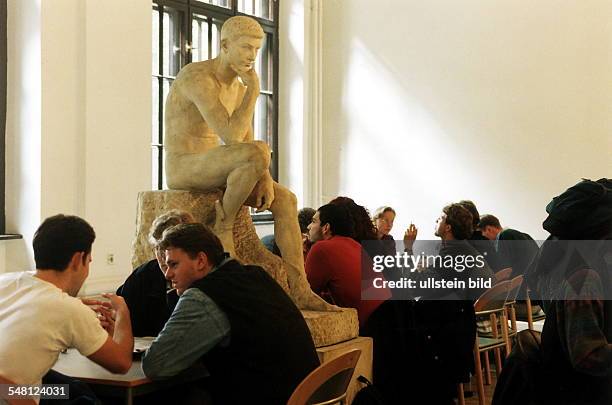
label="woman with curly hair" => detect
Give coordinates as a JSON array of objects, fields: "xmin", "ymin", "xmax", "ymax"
[{"xmin": 328, "ymin": 196, "xmax": 377, "ymax": 243}]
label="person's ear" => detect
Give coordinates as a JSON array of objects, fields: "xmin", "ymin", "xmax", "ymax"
[
  {"xmin": 196, "ymin": 251, "xmax": 210, "ymax": 272},
  {"xmin": 322, "ymin": 223, "xmax": 331, "ymax": 236},
  {"xmin": 220, "ymin": 38, "xmax": 228, "ymax": 53},
  {"xmin": 68, "ymin": 252, "xmax": 84, "ymax": 272}
]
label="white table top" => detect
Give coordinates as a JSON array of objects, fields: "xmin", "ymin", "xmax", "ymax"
[{"xmin": 53, "ymin": 348, "xmax": 149, "ymax": 387}]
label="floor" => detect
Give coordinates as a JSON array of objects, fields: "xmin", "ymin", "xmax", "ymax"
[{"xmin": 463, "ymin": 373, "xmax": 497, "ymax": 405}]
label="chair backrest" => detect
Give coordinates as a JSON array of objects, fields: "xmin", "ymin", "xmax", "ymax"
[
  {"xmin": 507, "ymin": 275, "xmax": 524, "ymax": 302},
  {"xmin": 287, "ymin": 349, "xmax": 361, "ymax": 405},
  {"xmin": 474, "ymin": 280, "xmax": 510, "ymax": 312},
  {"xmin": 493, "ymin": 268, "xmax": 512, "ymax": 284},
  {"xmin": 0, "ymin": 375, "xmax": 38, "ymax": 405}
]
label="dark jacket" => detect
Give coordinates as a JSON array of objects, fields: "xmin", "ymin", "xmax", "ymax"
[
  {"xmin": 191, "ymin": 260, "xmax": 319, "ymax": 405},
  {"xmin": 497, "ymin": 229, "xmax": 539, "ymax": 277},
  {"xmin": 116, "ymin": 259, "xmax": 178, "ymax": 337}
]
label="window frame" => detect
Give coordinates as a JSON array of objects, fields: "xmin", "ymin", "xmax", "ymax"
[
  {"xmin": 0, "ymin": 0, "xmax": 7, "ymax": 234},
  {"xmin": 151, "ymin": 0, "xmax": 279, "ymax": 193}
]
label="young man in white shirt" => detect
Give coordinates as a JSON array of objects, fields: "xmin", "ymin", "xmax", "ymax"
[{"xmin": 0, "ymin": 214, "xmax": 133, "ymax": 398}]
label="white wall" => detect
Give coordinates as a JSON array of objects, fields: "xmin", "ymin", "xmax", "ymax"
[
  {"xmin": 4, "ymin": 0, "xmax": 151, "ymax": 295},
  {"xmin": 319, "ymin": 0, "xmax": 612, "ymax": 240},
  {"xmin": 5, "ymin": 0, "xmax": 41, "ymax": 270}
]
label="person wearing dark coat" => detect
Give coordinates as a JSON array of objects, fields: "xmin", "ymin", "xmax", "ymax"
[{"xmin": 378, "ymin": 203, "xmax": 493, "ymax": 405}]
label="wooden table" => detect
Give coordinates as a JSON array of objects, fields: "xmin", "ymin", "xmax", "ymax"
[{"xmin": 53, "ymin": 349, "xmax": 208, "ymax": 405}]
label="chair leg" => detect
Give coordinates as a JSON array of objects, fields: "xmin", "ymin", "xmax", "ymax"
[
  {"xmin": 484, "ymin": 352, "xmax": 492, "ymax": 385},
  {"xmin": 493, "ymin": 347, "xmax": 503, "ymax": 377},
  {"xmin": 526, "ymin": 291, "xmax": 534, "ymax": 330},
  {"xmin": 473, "ymin": 340, "xmax": 485, "ymax": 405},
  {"xmin": 503, "ymin": 315, "xmax": 511, "ymax": 358},
  {"xmin": 457, "ymin": 383, "xmax": 465, "ymax": 405}
]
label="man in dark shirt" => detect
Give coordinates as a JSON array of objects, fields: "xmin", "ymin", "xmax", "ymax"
[{"xmin": 479, "ymin": 214, "xmax": 539, "ymax": 277}]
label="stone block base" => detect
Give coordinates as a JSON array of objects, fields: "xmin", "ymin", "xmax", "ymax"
[{"xmin": 303, "ymin": 309, "xmax": 359, "ymax": 348}]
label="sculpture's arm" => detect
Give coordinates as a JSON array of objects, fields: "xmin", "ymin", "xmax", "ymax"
[
  {"xmin": 181, "ymin": 72, "xmax": 259, "ymax": 145},
  {"xmin": 243, "ymin": 125, "xmax": 254, "ymax": 143}
]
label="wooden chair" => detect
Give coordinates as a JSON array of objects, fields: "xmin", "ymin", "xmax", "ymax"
[
  {"xmin": 287, "ymin": 349, "xmax": 361, "ymax": 405},
  {"xmin": 525, "ymin": 288, "xmax": 546, "ymax": 329},
  {"xmin": 504, "ymin": 275, "xmax": 524, "ymax": 354},
  {"xmin": 0, "ymin": 375, "xmax": 37, "ymax": 405},
  {"xmin": 473, "ymin": 280, "xmax": 511, "ymax": 405},
  {"xmin": 493, "ymin": 267, "xmax": 512, "ymax": 284}
]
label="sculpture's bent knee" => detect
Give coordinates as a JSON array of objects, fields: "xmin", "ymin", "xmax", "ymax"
[{"xmin": 246, "ymin": 142, "xmax": 270, "ymax": 175}]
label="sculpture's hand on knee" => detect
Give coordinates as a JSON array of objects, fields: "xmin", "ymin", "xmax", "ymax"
[{"xmin": 253, "ymin": 174, "xmax": 275, "ymax": 212}]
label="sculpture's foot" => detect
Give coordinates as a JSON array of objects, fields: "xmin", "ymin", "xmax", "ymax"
[
  {"xmin": 294, "ymin": 287, "xmax": 342, "ymax": 312},
  {"xmin": 214, "ymin": 200, "xmax": 236, "ymax": 258},
  {"xmin": 283, "ymin": 261, "xmax": 341, "ymax": 311}
]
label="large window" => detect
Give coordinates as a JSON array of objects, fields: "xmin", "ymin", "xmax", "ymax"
[{"xmin": 151, "ymin": 0, "xmax": 279, "ymax": 191}]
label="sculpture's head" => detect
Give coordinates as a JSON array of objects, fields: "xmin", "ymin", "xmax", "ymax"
[{"xmin": 220, "ymin": 16, "xmax": 264, "ymax": 73}]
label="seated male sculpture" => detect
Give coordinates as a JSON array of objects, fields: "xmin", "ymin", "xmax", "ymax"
[{"xmin": 164, "ymin": 16, "xmax": 331, "ymax": 310}]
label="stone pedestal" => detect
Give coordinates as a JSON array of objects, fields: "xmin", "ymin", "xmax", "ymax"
[
  {"xmin": 316, "ymin": 337, "xmax": 373, "ymax": 404},
  {"xmin": 133, "ymin": 190, "xmax": 359, "ymax": 347},
  {"xmin": 132, "ymin": 190, "xmax": 289, "ymax": 292}
]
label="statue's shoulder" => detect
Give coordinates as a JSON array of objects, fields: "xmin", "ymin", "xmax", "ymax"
[{"xmin": 176, "ymin": 60, "xmax": 216, "ymax": 88}]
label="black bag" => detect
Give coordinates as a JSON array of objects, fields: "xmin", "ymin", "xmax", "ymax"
[
  {"xmin": 492, "ymin": 330, "xmax": 543, "ymax": 405},
  {"xmin": 352, "ymin": 375, "xmax": 386, "ymax": 405},
  {"xmin": 543, "ymin": 178, "xmax": 612, "ymax": 239}
]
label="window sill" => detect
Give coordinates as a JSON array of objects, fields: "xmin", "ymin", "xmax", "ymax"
[
  {"xmin": 0, "ymin": 234, "xmax": 22, "ymax": 241},
  {"xmin": 251, "ymin": 212, "xmax": 274, "ymax": 223}
]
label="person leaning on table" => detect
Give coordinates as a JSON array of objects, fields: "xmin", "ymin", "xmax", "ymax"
[{"xmin": 0, "ymin": 214, "xmax": 133, "ymax": 403}]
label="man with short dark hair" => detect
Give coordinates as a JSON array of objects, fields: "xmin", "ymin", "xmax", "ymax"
[
  {"xmin": 142, "ymin": 223, "xmax": 319, "ymax": 405},
  {"xmin": 0, "ymin": 215, "xmax": 133, "ymax": 391},
  {"xmin": 479, "ymin": 213, "xmax": 539, "ymax": 277},
  {"xmin": 305, "ymin": 203, "xmax": 387, "ymax": 327}
]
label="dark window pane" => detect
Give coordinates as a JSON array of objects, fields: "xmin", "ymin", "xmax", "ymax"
[{"xmin": 163, "ymin": 7, "xmax": 182, "ymax": 76}]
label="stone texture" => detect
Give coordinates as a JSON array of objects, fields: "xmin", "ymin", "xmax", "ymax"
[
  {"xmin": 132, "ymin": 190, "xmax": 359, "ymax": 346},
  {"xmin": 303, "ymin": 308, "xmax": 359, "ymax": 348}
]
